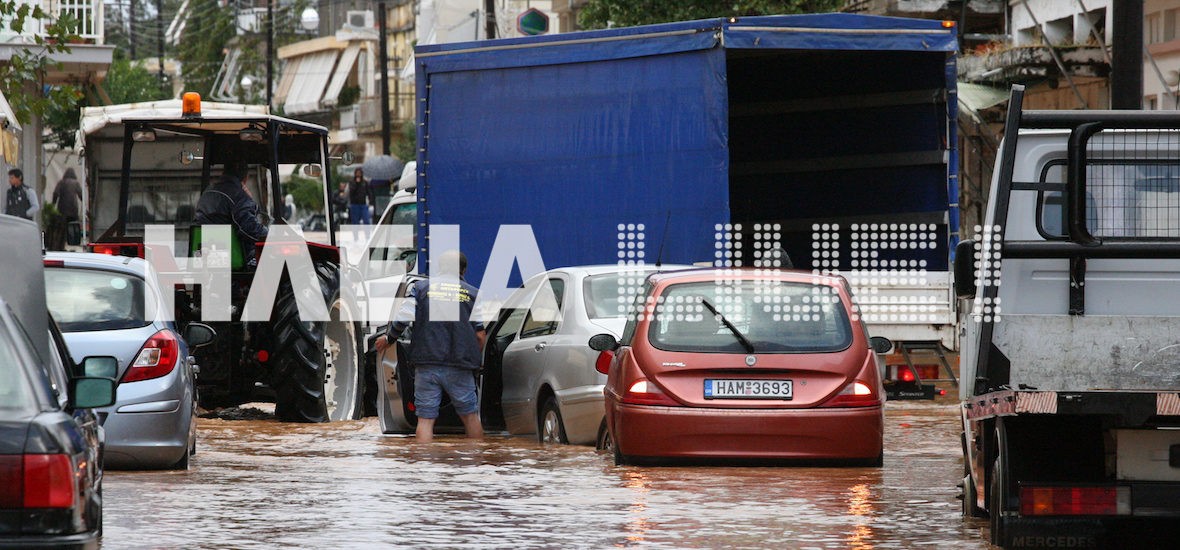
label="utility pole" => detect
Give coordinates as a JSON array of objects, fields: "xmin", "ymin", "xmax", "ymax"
[
  {"xmin": 156, "ymin": 0, "xmax": 165, "ymax": 88},
  {"xmin": 1111, "ymin": 0, "xmax": 1143, "ymax": 109},
  {"xmin": 266, "ymin": 0, "xmax": 274, "ymax": 108},
  {"xmin": 130, "ymin": 0, "xmax": 137, "ymax": 58},
  {"xmin": 484, "ymin": 0, "xmax": 495, "ymax": 39},
  {"xmin": 378, "ymin": 2, "xmax": 391, "ymax": 154}
]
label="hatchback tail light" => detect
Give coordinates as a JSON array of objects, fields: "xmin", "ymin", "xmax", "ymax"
[
  {"xmin": 621, "ymin": 378, "xmax": 679, "ymax": 406},
  {"xmin": 821, "ymin": 380, "xmax": 880, "ymax": 408},
  {"xmin": 595, "ymin": 350, "xmax": 614, "ymax": 375},
  {"xmin": 0, "ymin": 454, "xmax": 77, "ymax": 509},
  {"xmin": 123, "ymin": 329, "xmax": 180, "ymax": 383}
]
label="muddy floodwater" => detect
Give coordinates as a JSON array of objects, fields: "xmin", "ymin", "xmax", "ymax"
[{"xmin": 101, "ymin": 398, "xmax": 990, "ymax": 549}]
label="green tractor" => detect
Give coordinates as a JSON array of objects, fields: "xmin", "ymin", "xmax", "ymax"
[{"xmin": 79, "ymin": 96, "xmax": 365, "ymax": 422}]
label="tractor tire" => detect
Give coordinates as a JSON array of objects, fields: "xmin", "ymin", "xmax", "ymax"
[{"xmin": 270, "ymin": 263, "xmax": 364, "ymax": 422}]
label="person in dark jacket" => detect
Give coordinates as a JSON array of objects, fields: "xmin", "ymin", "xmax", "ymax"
[
  {"xmin": 374, "ymin": 250, "xmax": 485, "ymax": 442},
  {"xmin": 194, "ymin": 165, "xmax": 269, "ymax": 267},
  {"xmin": 52, "ymin": 168, "xmax": 83, "ymax": 223},
  {"xmin": 5, "ymin": 168, "xmax": 39, "ymax": 221},
  {"xmin": 348, "ymin": 168, "xmax": 372, "ymax": 225}
]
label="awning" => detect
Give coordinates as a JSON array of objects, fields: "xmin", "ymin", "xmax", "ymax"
[
  {"xmin": 957, "ymin": 82, "xmax": 1009, "ymax": 124},
  {"xmin": 285, "ymin": 50, "xmax": 339, "ymax": 114},
  {"xmin": 274, "ymin": 56, "xmax": 302, "ymax": 106},
  {"xmin": 0, "ymin": 90, "xmax": 21, "ymax": 165},
  {"xmin": 322, "ymin": 45, "xmax": 361, "ymax": 108}
]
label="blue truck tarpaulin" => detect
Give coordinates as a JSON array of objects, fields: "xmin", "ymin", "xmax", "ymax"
[{"xmin": 415, "ymin": 13, "xmax": 958, "ymax": 285}]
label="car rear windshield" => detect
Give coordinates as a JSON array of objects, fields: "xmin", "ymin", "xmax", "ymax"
[
  {"xmin": 0, "ymin": 318, "xmax": 38, "ymax": 411},
  {"xmin": 584, "ymin": 271, "xmax": 654, "ymax": 319},
  {"xmin": 648, "ymin": 280, "xmax": 853, "ymax": 353},
  {"xmin": 44, "ymin": 268, "xmax": 153, "ymax": 332}
]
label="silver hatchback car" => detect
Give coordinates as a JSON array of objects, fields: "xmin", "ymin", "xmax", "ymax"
[
  {"xmin": 43, "ymin": 252, "xmax": 215, "ymax": 469},
  {"xmin": 482, "ymin": 264, "xmax": 688, "ymax": 445}
]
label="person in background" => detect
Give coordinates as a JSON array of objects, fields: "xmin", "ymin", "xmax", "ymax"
[
  {"xmin": 52, "ymin": 168, "xmax": 83, "ymax": 225},
  {"xmin": 284, "ymin": 194, "xmax": 297, "ymax": 222},
  {"xmin": 348, "ymin": 168, "xmax": 372, "ymax": 225},
  {"xmin": 5, "ymin": 168, "xmax": 38, "ymax": 221},
  {"xmin": 333, "ymin": 181, "xmax": 349, "ymax": 229},
  {"xmin": 374, "ymin": 250, "xmax": 485, "ymax": 442}
]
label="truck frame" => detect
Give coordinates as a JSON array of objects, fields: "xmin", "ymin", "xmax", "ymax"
[{"xmin": 959, "ymin": 85, "xmax": 1180, "ymax": 547}]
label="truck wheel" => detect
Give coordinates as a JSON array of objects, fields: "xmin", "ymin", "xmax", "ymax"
[
  {"xmin": 537, "ymin": 395, "xmax": 567, "ymax": 444},
  {"xmin": 271, "ymin": 265, "xmax": 363, "ymax": 422}
]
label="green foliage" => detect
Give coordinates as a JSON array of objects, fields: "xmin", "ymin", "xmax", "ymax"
[
  {"xmin": 41, "ymin": 86, "xmax": 85, "ymax": 148},
  {"xmin": 176, "ymin": 0, "xmax": 235, "ymax": 97},
  {"xmin": 391, "ymin": 120, "xmax": 416, "ymax": 163},
  {"xmin": 104, "ymin": 57, "xmax": 172, "ymax": 104},
  {"xmin": 0, "ymin": 3, "xmax": 81, "ymax": 125},
  {"xmin": 338, "ymin": 85, "xmax": 360, "ymax": 107},
  {"xmin": 578, "ymin": 0, "xmax": 841, "ymax": 29},
  {"xmin": 287, "ymin": 172, "xmax": 324, "ymax": 212}
]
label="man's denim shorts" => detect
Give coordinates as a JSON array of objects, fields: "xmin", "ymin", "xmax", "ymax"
[{"xmin": 413, "ymin": 365, "xmax": 479, "ymax": 419}]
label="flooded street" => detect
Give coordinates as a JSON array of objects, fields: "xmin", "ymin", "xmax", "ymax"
[{"xmin": 101, "ymin": 397, "xmax": 989, "ymax": 549}]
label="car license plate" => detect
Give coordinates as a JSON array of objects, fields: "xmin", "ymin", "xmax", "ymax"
[{"xmin": 704, "ymin": 379, "xmax": 793, "ymax": 400}]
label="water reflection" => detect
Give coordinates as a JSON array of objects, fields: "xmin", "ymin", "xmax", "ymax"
[{"xmin": 100, "ymin": 400, "xmax": 989, "ymax": 549}]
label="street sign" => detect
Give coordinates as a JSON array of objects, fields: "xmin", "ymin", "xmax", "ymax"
[{"xmin": 517, "ymin": 8, "xmax": 549, "ymax": 36}]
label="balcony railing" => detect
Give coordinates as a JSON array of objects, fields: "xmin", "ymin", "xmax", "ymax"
[{"xmin": 1, "ymin": 0, "xmax": 104, "ymax": 42}]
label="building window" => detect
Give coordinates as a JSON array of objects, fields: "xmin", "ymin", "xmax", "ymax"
[
  {"xmin": 1148, "ymin": 13, "xmax": 1162, "ymax": 44},
  {"xmin": 1147, "ymin": 95, "xmax": 1158, "ymax": 110}
]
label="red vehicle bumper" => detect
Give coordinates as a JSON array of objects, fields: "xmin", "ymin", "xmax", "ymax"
[{"xmin": 609, "ymin": 401, "xmax": 883, "ymax": 460}]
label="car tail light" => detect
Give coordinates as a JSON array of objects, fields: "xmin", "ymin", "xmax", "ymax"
[
  {"xmin": 595, "ymin": 350, "xmax": 614, "ymax": 375},
  {"xmin": 897, "ymin": 365, "xmax": 916, "ymax": 383},
  {"xmin": 1020, "ymin": 486, "xmax": 1130, "ymax": 516},
  {"xmin": 43, "ymin": 259, "xmax": 65, "ymax": 268},
  {"xmin": 821, "ymin": 380, "xmax": 880, "ymax": 408},
  {"xmin": 87, "ymin": 242, "xmax": 144, "ymax": 258},
  {"xmin": 123, "ymin": 330, "xmax": 180, "ymax": 383},
  {"xmin": 23, "ymin": 455, "xmax": 76, "ymax": 508},
  {"xmin": 621, "ymin": 378, "xmax": 679, "ymax": 406}
]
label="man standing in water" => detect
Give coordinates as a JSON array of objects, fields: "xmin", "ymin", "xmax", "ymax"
[{"xmin": 375, "ymin": 250, "xmax": 485, "ymax": 442}]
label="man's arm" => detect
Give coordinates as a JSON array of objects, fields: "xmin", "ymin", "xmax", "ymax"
[
  {"xmin": 375, "ymin": 282, "xmax": 418, "ymax": 352},
  {"xmin": 25, "ymin": 187, "xmax": 39, "ymax": 219},
  {"xmin": 232, "ymin": 197, "xmax": 269, "ymax": 241}
]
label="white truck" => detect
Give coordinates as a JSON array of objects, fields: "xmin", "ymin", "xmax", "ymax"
[{"xmin": 958, "ymin": 85, "xmax": 1180, "ymax": 547}]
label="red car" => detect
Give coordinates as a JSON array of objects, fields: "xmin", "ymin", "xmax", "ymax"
[{"xmin": 590, "ymin": 268, "xmax": 890, "ymax": 465}]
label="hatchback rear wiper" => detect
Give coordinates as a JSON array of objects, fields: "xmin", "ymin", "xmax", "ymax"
[{"xmin": 698, "ymin": 297, "xmax": 755, "ymax": 354}]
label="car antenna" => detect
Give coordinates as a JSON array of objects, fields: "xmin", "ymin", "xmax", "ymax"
[{"xmin": 654, "ymin": 210, "xmax": 671, "ymax": 269}]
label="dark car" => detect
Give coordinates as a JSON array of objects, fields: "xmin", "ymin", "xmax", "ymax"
[{"xmin": 0, "ymin": 215, "xmax": 117, "ymax": 550}]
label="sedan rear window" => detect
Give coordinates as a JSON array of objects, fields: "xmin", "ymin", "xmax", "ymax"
[
  {"xmin": 584, "ymin": 272, "xmax": 653, "ymax": 319},
  {"xmin": 648, "ymin": 280, "xmax": 852, "ymax": 353},
  {"xmin": 44, "ymin": 268, "xmax": 153, "ymax": 332}
]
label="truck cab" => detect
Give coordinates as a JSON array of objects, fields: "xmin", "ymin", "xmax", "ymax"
[{"xmin": 959, "ymin": 85, "xmax": 1180, "ymax": 547}]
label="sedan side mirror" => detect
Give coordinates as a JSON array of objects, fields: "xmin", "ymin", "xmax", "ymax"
[
  {"xmin": 80, "ymin": 355, "xmax": 119, "ymax": 379},
  {"xmin": 588, "ymin": 333, "xmax": 619, "ymax": 352},
  {"xmin": 869, "ymin": 336, "xmax": 893, "ymax": 354},
  {"xmin": 183, "ymin": 323, "xmax": 217, "ymax": 348},
  {"xmin": 69, "ymin": 377, "xmax": 117, "ymax": 409}
]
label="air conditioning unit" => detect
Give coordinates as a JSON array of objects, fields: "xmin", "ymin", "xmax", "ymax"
[{"xmin": 345, "ymin": 10, "xmax": 373, "ymax": 29}]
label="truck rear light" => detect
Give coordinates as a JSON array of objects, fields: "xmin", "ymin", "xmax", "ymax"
[
  {"xmin": 595, "ymin": 350, "xmax": 614, "ymax": 374},
  {"xmin": 123, "ymin": 330, "xmax": 180, "ymax": 383},
  {"xmin": 821, "ymin": 380, "xmax": 880, "ymax": 408},
  {"xmin": 22, "ymin": 454, "xmax": 76, "ymax": 508},
  {"xmin": 1020, "ymin": 486, "xmax": 1130, "ymax": 516},
  {"xmin": 621, "ymin": 378, "xmax": 679, "ymax": 406},
  {"xmin": 897, "ymin": 365, "xmax": 915, "ymax": 383}
]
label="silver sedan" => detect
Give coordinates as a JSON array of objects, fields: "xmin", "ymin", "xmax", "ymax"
[
  {"xmin": 44, "ymin": 252, "xmax": 214, "ymax": 469},
  {"xmin": 482, "ymin": 264, "xmax": 688, "ymax": 445}
]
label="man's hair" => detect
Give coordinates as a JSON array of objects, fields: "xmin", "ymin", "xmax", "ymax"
[
  {"xmin": 437, "ymin": 250, "xmax": 468, "ymax": 276},
  {"xmin": 223, "ymin": 162, "xmax": 247, "ymax": 179},
  {"xmin": 7, "ymin": 168, "xmax": 21, "ymax": 179}
]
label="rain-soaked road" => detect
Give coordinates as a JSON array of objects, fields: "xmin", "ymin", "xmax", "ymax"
[{"xmin": 101, "ymin": 396, "xmax": 991, "ymax": 549}]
